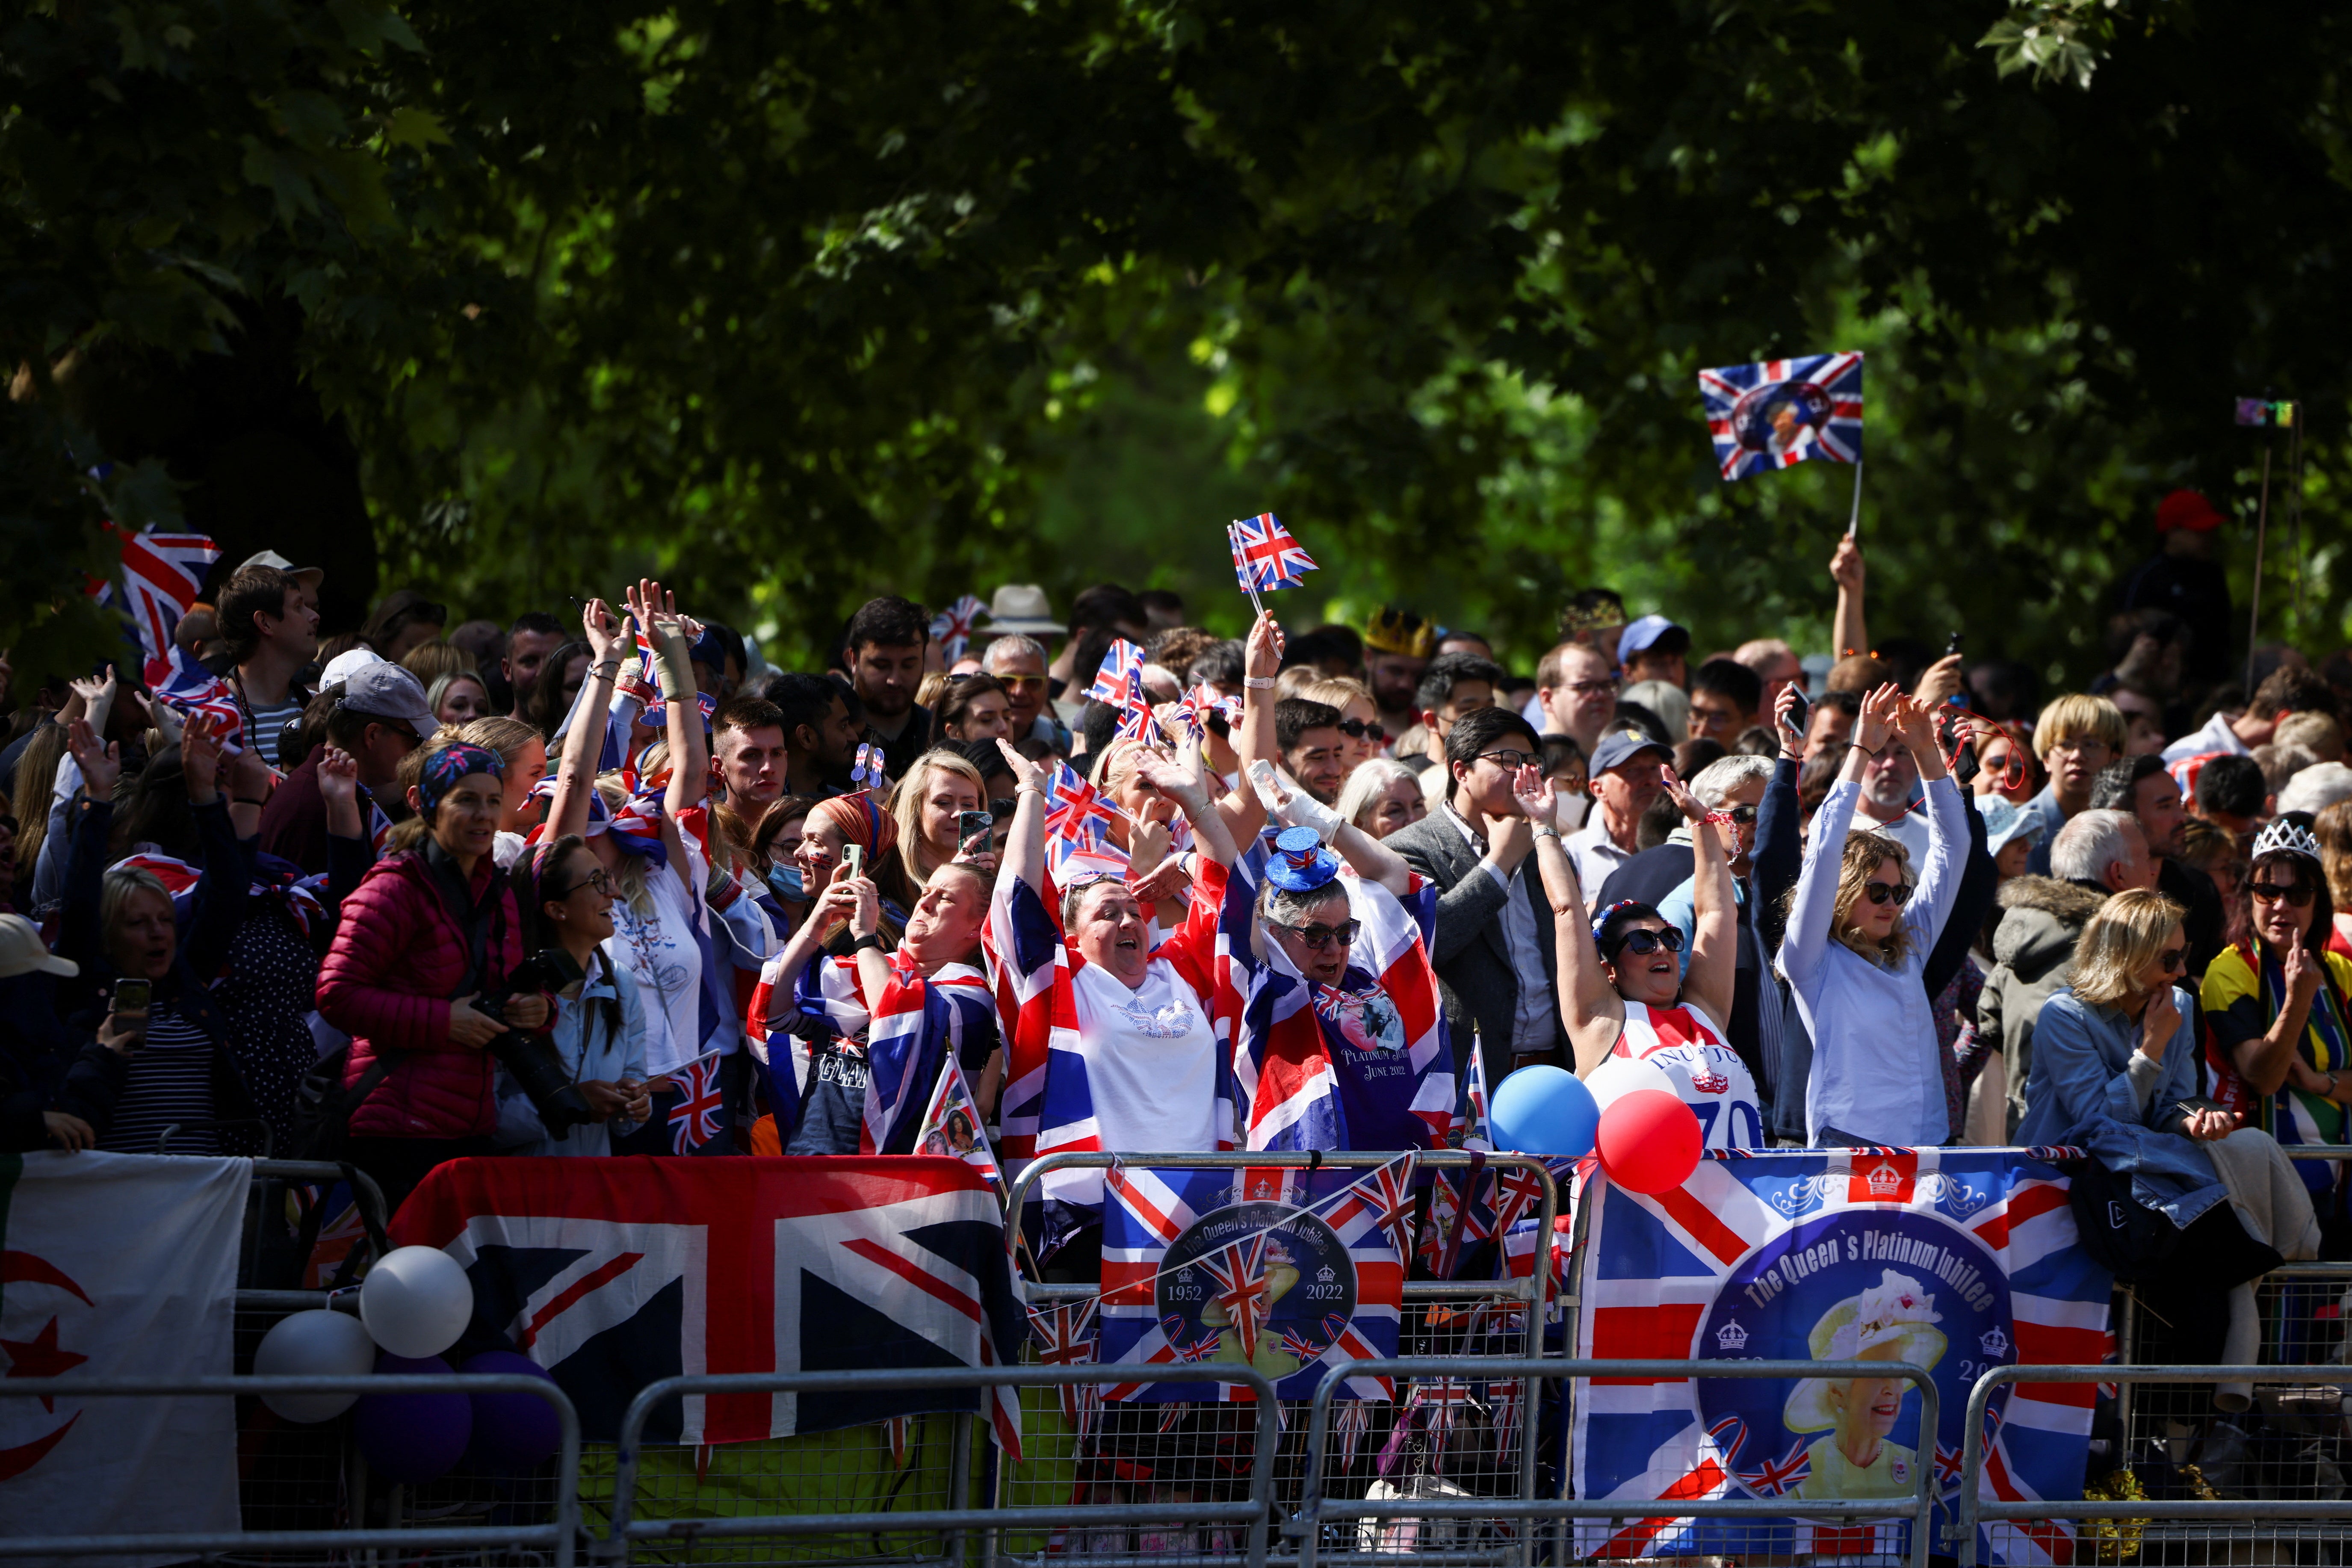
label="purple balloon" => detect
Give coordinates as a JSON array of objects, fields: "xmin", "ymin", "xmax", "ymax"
[
  {"xmin": 354, "ymin": 1353, "xmax": 471, "ymax": 1485},
  {"xmin": 460, "ymin": 1350, "xmax": 562, "ymax": 1472}
]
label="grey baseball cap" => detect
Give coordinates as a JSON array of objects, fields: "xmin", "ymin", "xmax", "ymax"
[{"xmin": 338, "ymin": 661, "xmax": 435, "ymax": 736}]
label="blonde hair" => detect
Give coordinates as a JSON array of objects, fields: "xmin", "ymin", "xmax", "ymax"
[
  {"xmin": 2033, "ymin": 693, "xmax": 2126, "ymax": 762},
  {"xmin": 1294, "ymin": 675, "xmax": 1374, "ymax": 717},
  {"xmin": 2277, "ymin": 711, "xmax": 2346, "ymax": 764},
  {"xmin": 2317, "ymin": 800, "xmax": 2352, "ymax": 907},
  {"xmin": 12, "ymin": 723, "xmax": 71, "ymax": 883},
  {"xmin": 400, "ymin": 640, "xmax": 476, "ymax": 689},
  {"xmin": 453, "ymin": 715, "xmax": 542, "ymax": 771},
  {"xmin": 1829, "ymin": 830, "xmax": 1915, "ymax": 967},
  {"xmin": 591, "ymin": 773, "xmax": 656, "ymax": 916},
  {"xmin": 888, "ymin": 749, "xmax": 987, "ymax": 888},
  {"xmin": 2070, "ymin": 889, "xmax": 2186, "ymax": 1009},
  {"xmin": 913, "ymin": 670, "xmax": 951, "ymax": 715}
]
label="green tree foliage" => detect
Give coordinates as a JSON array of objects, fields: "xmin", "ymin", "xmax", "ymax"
[{"xmin": 5, "ymin": 0, "xmax": 2345, "ymax": 685}]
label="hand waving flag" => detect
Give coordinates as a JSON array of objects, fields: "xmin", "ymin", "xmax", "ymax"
[{"xmin": 1696, "ymin": 354, "xmax": 1864, "ymax": 480}]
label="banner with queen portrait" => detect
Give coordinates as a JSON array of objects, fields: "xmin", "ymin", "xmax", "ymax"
[{"xmin": 1572, "ymin": 1147, "xmax": 2111, "ymax": 1565}]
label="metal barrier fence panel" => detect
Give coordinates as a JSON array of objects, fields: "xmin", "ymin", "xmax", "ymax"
[
  {"xmin": 1000, "ymin": 1152, "xmax": 1556, "ymax": 1567},
  {"xmin": 606, "ymin": 1365, "xmax": 1279, "ymax": 1568},
  {"xmin": 0, "ymin": 1373, "xmax": 581, "ymax": 1566}
]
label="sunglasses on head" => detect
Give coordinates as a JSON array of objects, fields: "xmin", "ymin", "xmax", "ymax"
[
  {"xmin": 1277, "ymin": 918, "xmax": 1361, "ymax": 952},
  {"xmin": 1335, "ymin": 718, "xmax": 1386, "ymax": 744},
  {"xmin": 1861, "ymin": 880, "xmax": 1913, "ymax": 907},
  {"xmin": 1608, "ymin": 926, "xmax": 1684, "ymax": 959},
  {"xmin": 2251, "ymin": 880, "xmax": 2317, "ymax": 907}
]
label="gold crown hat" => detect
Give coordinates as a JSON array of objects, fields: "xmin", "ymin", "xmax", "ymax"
[{"xmin": 1363, "ymin": 605, "xmax": 1436, "ymax": 660}]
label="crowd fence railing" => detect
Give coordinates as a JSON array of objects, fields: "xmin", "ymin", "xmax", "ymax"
[{"xmin": 0, "ymin": 1372, "xmax": 580, "ymax": 1566}]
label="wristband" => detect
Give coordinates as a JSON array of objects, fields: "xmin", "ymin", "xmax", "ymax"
[
  {"xmin": 1244, "ymin": 676, "xmax": 1275, "ymax": 690},
  {"xmin": 233, "ymin": 796, "xmax": 270, "ymax": 807},
  {"xmin": 1530, "ymin": 823, "xmax": 1559, "ymax": 842},
  {"xmin": 1016, "ymin": 782, "xmax": 1046, "ymax": 797},
  {"xmin": 849, "ymin": 931, "xmax": 885, "ymax": 954},
  {"xmin": 592, "ymin": 660, "xmax": 622, "ymax": 678}
]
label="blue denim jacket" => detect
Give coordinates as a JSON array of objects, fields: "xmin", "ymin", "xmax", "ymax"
[{"xmin": 2015, "ymin": 986, "xmax": 2224, "ymax": 1228}]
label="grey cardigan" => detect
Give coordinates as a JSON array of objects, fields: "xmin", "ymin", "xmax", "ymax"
[{"xmin": 1386, "ymin": 804, "xmax": 1566, "ymax": 1093}]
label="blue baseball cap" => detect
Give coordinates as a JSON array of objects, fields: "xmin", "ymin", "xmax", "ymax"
[
  {"xmin": 1589, "ymin": 729, "xmax": 1672, "ymax": 776},
  {"xmin": 1616, "ymin": 614, "xmax": 1690, "ymax": 666}
]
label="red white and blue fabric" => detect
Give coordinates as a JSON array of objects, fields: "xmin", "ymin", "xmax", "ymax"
[
  {"xmin": 1611, "ymin": 1000, "xmax": 1764, "ymax": 1152},
  {"xmin": 1228, "ymin": 513, "xmax": 1318, "ymax": 593},
  {"xmin": 1571, "ymin": 1146, "xmax": 2107, "ymax": 1564},
  {"xmin": 111, "ymin": 526, "xmax": 220, "ymax": 683},
  {"xmin": 112, "ymin": 850, "xmax": 326, "ymax": 937},
  {"xmin": 1086, "ymin": 639, "xmax": 1146, "ymax": 708},
  {"xmin": 1097, "ymin": 1163, "xmax": 1401, "ymax": 1403},
  {"xmin": 1027, "ymin": 1296, "xmax": 1099, "ymax": 1422},
  {"xmin": 150, "ymin": 645, "xmax": 245, "ymax": 746},
  {"xmin": 980, "ymin": 863, "xmax": 1234, "ymax": 1235},
  {"xmin": 1169, "ymin": 684, "xmax": 1242, "ymax": 743},
  {"xmin": 914, "ymin": 1051, "xmax": 1002, "ymax": 1189},
  {"xmin": 666, "ymin": 1056, "xmax": 727, "ymax": 1152},
  {"xmin": 1216, "ymin": 842, "xmax": 1452, "ymax": 1153},
  {"xmin": 391, "ymin": 1155, "xmax": 1025, "ymax": 1455},
  {"xmin": 745, "ymin": 950, "xmax": 990, "ymax": 1158},
  {"xmin": 1696, "ymin": 353, "xmax": 1864, "ymax": 481},
  {"xmin": 931, "ymin": 595, "xmax": 985, "ymax": 663}
]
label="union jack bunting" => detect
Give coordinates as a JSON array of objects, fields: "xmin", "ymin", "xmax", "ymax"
[
  {"xmin": 1573, "ymin": 1146, "xmax": 2108, "ymax": 1564},
  {"xmin": 1025, "ymin": 1297, "xmax": 1099, "ymax": 1422},
  {"xmin": 1696, "ymin": 352, "xmax": 1864, "ymax": 480},
  {"xmin": 930, "ymin": 594, "xmax": 985, "ymax": 663},
  {"xmin": 112, "ymin": 527, "xmax": 221, "ymax": 683},
  {"xmin": 1335, "ymin": 1399, "xmax": 1372, "ymax": 1471},
  {"xmin": 1228, "ymin": 513, "xmax": 1318, "ymax": 592}
]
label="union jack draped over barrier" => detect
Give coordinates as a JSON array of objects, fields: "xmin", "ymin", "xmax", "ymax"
[
  {"xmin": 1572, "ymin": 1146, "xmax": 2108, "ymax": 1565},
  {"xmin": 1696, "ymin": 353, "xmax": 1864, "ymax": 481}
]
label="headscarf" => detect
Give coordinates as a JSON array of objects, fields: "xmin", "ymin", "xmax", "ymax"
[
  {"xmin": 420, "ymin": 742, "xmax": 504, "ymax": 815},
  {"xmin": 809, "ymin": 791, "xmax": 898, "ymax": 861}
]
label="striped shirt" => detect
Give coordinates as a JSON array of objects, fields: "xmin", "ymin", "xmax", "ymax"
[
  {"xmin": 240, "ymin": 690, "xmax": 307, "ymax": 771},
  {"xmin": 99, "ymin": 1007, "xmax": 219, "ymax": 1156}
]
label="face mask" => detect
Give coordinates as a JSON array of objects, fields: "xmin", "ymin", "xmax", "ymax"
[
  {"xmin": 767, "ymin": 862, "xmax": 806, "ymax": 901},
  {"xmin": 1556, "ymin": 791, "xmax": 1590, "ymax": 830}
]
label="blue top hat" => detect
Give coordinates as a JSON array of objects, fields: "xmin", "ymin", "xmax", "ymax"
[{"xmin": 1265, "ymin": 825, "xmax": 1343, "ymax": 893}]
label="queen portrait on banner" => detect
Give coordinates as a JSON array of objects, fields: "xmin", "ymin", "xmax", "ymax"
[{"xmin": 1782, "ymin": 1270, "xmax": 1947, "ymax": 1502}]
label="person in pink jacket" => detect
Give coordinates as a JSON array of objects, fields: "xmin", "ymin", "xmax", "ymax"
[{"xmin": 318, "ymin": 741, "xmax": 550, "ymax": 1212}]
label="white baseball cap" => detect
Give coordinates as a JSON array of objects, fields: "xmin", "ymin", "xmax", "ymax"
[
  {"xmin": 0, "ymin": 914, "xmax": 77, "ymax": 980},
  {"xmin": 319, "ymin": 648, "xmax": 387, "ymax": 689},
  {"xmin": 236, "ymin": 549, "xmax": 325, "ymax": 589}
]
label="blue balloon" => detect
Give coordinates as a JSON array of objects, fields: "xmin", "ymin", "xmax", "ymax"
[
  {"xmin": 355, "ymin": 1353, "xmax": 471, "ymax": 1485},
  {"xmin": 1487, "ymin": 1064, "xmax": 1599, "ymax": 1159},
  {"xmin": 460, "ymin": 1350, "xmax": 563, "ymax": 1473}
]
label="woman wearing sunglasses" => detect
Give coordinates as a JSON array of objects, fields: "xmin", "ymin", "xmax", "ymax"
[
  {"xmin": 1779, "ymin": 684, "xmax": 1968, "ymax": 1147},
  {"xmin": 1524, "ymin": 762, "xmax": 1762, "ymax": 1151},
  {"xmin": 495, "ymin": 833, "xmax": 652, "ymax": 1155},
  {"xmin": 2200, "ymin": 813, "xmax": 2352, "ymax": 1244},
  {"xmin": 2022, "ymin": 888, "xmax": 2311, "ymax": 1373}
]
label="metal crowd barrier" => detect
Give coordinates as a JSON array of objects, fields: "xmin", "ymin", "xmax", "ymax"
[
  {"xmin": 0, "ymin": 1372, "xmax": 581, "ymax": 1565},
  {"xmin": 607, "ymin": 1364, "xmax": 1281, "ymax": 1568}
]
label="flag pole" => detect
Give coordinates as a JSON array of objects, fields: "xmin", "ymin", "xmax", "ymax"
[
  {"xmin": 1845, "ymin": 459, "xmax": 1864, "ymax": 538},
  {"xmin": 1229, "ymin": 523, "xmax": 1267, "ymax": 621},
  {"xmin": 2247, "ymin": 435, "xmax": 2273, "ymax": 699}
]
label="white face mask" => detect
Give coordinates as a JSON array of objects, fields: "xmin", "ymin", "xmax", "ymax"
[{"xmin": 1556, "ymin": 791, "xmax": 1590, "ymax": 830}]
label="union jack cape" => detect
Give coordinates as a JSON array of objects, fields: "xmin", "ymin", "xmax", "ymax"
[
  {"xmin": 1215, "ymin": 842, "xmax": 1453, "ymax": 1153},
  {"xmin": 1572, "ymin": 1146, "xmax": 2107, "ymax": 1564},
  {"xmin": 1696, "ymin": 353, "xmax": 1864, "ymax": 481}
]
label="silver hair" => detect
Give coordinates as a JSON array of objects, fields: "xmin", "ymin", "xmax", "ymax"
[
  {"xmin": 983, "ymin": 634, "xmax": 1048, "ymax": 670},
  {"xmin": 1689, "ymin": 753, "xmax": 1772, "ymax": 809},
  {"xmin": 2051, "ymin": 808, "xmax": 2143, "ymax": 884},
  {"xmin": 1335, "ymin": 758, "xmax": 1423, "ymax": 831},
  {"xmin": 1260, "ymin": 880, "xmax": 1348, "ymax": 930}
]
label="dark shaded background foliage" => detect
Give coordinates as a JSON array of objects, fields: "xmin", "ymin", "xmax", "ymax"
[{"xmin": 6, "ymin": 0, "xmax": 2346, "ymax": 682}]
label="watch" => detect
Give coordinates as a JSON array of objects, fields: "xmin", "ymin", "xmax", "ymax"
[{"xmin": 849, "ymin": 931, "xmax": 885, "ymax": 954}]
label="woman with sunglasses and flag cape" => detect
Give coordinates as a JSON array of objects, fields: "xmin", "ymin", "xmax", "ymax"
[{"xmin": 1521, "ymin": 757, "xmax": 1762, "ymax": 1152}]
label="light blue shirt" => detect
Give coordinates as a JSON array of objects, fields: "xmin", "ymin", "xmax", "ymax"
[
  {"xmin": 495, "ymin": 951, "xmax": 653, "ymax": 1157},
  {"xmin": 1779, "ymin": 778, "xmax": 1966, "ymax": 1146}
]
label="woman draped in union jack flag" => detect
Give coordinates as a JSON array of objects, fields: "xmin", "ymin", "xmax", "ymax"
[{"xmin": 1524, "ymin": 759, "xmax": 1763, "ymax": 1152}]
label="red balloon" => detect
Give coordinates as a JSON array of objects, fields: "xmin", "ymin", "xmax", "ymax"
[{"xmin": 1594, "ymin": 1090, "xmax": 1702, "ymax": 1194}]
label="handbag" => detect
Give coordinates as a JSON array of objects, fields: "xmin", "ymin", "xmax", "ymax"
[{"xmin": 2064, "ymin": 1156, "xmax": 2181, "ymax": 1279}]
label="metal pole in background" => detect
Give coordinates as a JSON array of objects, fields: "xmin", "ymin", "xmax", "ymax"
[{"xmin": 2247, "ymin": 434, "xmax": 2272, "ymax": 698}]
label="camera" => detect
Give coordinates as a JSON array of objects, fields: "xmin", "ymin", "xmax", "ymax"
[{"xmin": 482, "ymin": 949, "xmax": 597, "ymax": 1138}]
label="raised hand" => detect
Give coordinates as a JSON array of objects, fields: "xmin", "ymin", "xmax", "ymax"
[
  {"xmin": 1915, "ymin": 653, "xmax": 1965, "ymax": 709},
  {"xmin": 66, "ymin": 718, "xmax": 120, "ymax": 799},
  {"xmin": 69, "ymin": 664, "xmax": 119, "ymax": 735},
  {"xmin": 1891, "ymin": 692, "xmax": 1939, "ymax": 752},
  {"xmin": 582, "ymin": 598, "xmax": 630, "ymax": 663},
  {"xmin": 1132, "ymin": 747, "xmax": 1208, "ymax": 812},
  {"xmin": 993, "ymin": 735, "xmax": 1050, "ymax": 795},
  {"xmin": 180, "ymin": 715, "xmax": 224, "ymax": 804},
  {"xmin": 1829, "ymin": 535, "xmax": 1866, "ymax": 594},
  {"xmin": 1510, "ymin": 762, "xmax": 1557, "ymax": 829},
  {"xmin": 1774, "ymin": 682, "xmax": 1807, "ymax": 747},
  {"xmin": 1659, "ymin": 763, "xmax": 1707, "ymax": 824},
  {"xmin": 1244, "ymin": 611, "xmax": 1285, "ymax": 684},
  {"xmin": 1852, "ymin": 683, "xmax": 1901, "ymax": 754}
]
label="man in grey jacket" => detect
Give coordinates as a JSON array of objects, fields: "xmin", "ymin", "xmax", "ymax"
[
  {"xmin": 1386, "ymin": 706, "xmax": 1566, "ymax": 1095},
  {"xmin": 1979, "ymin": 807, "xmax": 2155, "ymax": 1134}
]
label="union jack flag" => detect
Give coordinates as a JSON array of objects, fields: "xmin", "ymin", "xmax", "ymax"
[
  {"xmin": 1043, "ymin": 761, "xmax": 1118, "ymax": 845},
  {"xmin": 150, "ymin": 646, "xmax": 246, "ymax": 747},
  {"xmin": 1741, "ymin": 1440, "xmax": 1812, "ymax": 1499},
  {"xmin": 1191, "ymin": 1231, "xmax": 1275, "ymax": 1364},
  {"xmin": 1335, "ymin": 1400, "xmax": 1372, "ymax": 1471},
  {"xmin": 1169, "ymin": 683, "xmax": 1241, "ymax": 743},
  {"xmin": 1086, "ymin": 638, "xmax": 1146, "ymax": 708},
  {"xmin": 1326, "ymin": 1153, "xmax": 1420, "ymax": 1261},
  {"xmin": 112, "ymin": 527, "xmax": 221, "ymax": 684},
  {"xmin": 931, "ymin": 594, "xmax": 985, "ymax": 663},
  {"xmin": 667, "ymin": 1056, "xmax": 726, "ymax": 1152},
  {"xmin": 1171, "ymin": 1333, "xmax": 1223, "ymax": 1365},
  {"xmin": 1278, "ymin": 1324, "xmax": 1326, "ymax": 1363},
  {"xmin": 1026, "ymin": 1297, "xmax": 1098, "ymax": 1422},
  {"xmin": 1696, "ymin": 353, "xmax": 1864, "ymax": 481},
  {"xmin": 1229, "ymin": 513, "xmax": 1318, "ymax": 593}
]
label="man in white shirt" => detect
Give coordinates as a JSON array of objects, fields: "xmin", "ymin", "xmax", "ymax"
[{"xmin": 1564, "ymin": 731, "xmax": 1669, "ymax": 893}]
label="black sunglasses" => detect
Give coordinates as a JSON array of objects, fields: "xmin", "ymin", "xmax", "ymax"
[
  {"xmin": 1277, "ymin": 918, "xmax": 1361, "ymax": 952},
  {"xmin": 1479, "ymin": 749, "xmax": 1538, "ymax": 771},
  {"xmin": 2250, "ymin": 880, "xmax": 2317, "ymax": 908},
  {"xmin": 1609, "ymin": 927, "xmax": 1684, "ymax": 958},
  {"xmin": 2157, "ymin": 946, "xmax": 2187, "ymax": 973},
  {"xmin": 548, "ymin": 867, "xmax": 615, "ymax": 900},
  {"xmin": 1861, "ymin": 881, "xmax": 1913, "ymax": 907},
  {"xmin": 1725, "ymin": 804, "xmax": 1758, "ymax": 825},
  {"xmin": 1335, "ymin": 718, "xmax": 1386, "ymax": 744}
]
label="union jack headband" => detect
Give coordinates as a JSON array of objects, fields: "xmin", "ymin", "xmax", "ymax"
[
  {"xmin": 1590, "ymin": 899, "xmax": 1646, "ymax": 944},
  {"xmin": 419, "ymin": 742, "xmax": 504, "ymax": 813}
]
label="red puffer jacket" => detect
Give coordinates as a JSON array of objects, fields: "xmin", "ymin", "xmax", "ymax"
[{"xmin": 317, "ymin": 849, "xmax": 522, "ymax": 1139}]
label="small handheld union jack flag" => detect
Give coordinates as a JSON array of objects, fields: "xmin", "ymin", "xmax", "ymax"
[
  {"xmin": 1696, "ymin": 353, "xmax": 1864, "ymax": 481},
  {"xmin": 1228, "ymin": 512, "xmax": 1317, "ymax": 601},
  {"xmin": 930, "ymin": 594, "xmax": 985, "ymax": 662},
  {"xmin": 851, "ymin": 743, "xmax": 886, "ymax": 791},
  {"xmin": 1086, "ymin": 638, "xmax": 1146, "ymax": 707},
  {"xmin": 667, "ymin": 1056, "xmax": 727, "ymax": 1152}
]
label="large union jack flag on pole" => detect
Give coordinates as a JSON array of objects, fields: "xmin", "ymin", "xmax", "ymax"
[
  {"xmin": 113, "ymin": 527, "xmax": 221, "ymax": 683},
  {"xmin": 1696, "ymin": 353, "xmax": 1864, "ymax": 481}
]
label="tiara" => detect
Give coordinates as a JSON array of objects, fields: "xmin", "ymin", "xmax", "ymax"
[
  {"xmin": 2252, "ymin": 817, "xmax": 2322, "ymax": 864},
  {"xmin": 1362, "ymin": 605, "xmax": 1436, "ymax": 659}
]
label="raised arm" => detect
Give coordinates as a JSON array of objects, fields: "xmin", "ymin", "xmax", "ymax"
[
  {"xmin": 1215, "ymin": 612, "xmax": 1283, "ymax": 846},
  {"xmin": 1891, "ymin": 694, "xmax": 1966, "ymax": 951},
  {"xmin": 1665, "ymin": 769, "xmax": 1738, "ymax": 1030},
  {"xmin": 628, "ymin": 579, "xmax": 708, "ymax": 823},
  {"xmin": 1514, "ymin": 764, "xmax": 1621, "ymax": 1069},
  {"xmin": 1783, "ymin": 687, "xmax": 1896, "ymax": 986},
  {"xmin": 1829, "ymin": 536, "xmax": 1868, "ymax": 660},
  {"xmin": 545, "ymin": 598, "xmax": 630, "ymax": 843},
  {"xmin": 994, "ymin": 736, "xmax": 1050, "ymax": 894},
  {"xmin": 1135, "ymin": 744, "xmax": 1235, "ymax": 869},
  {"xmin": 1247, "ymin": 760, "xmax": 1412, "ymax": 896}
]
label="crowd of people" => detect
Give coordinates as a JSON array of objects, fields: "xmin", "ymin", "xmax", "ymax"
[{"xmin": 5, "ymin": 493, "xmax": 2352, "ymax": 1358}]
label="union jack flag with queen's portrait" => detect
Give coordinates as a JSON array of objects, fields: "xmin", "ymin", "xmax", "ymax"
[{"xmin": 1697, "ymin": 353, "xmax": 1864, "ymax": 481}]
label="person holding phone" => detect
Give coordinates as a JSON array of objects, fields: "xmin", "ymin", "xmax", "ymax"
[
  {"xmin": 57, "ymin": 715, "xmax": 262, "ymax": 1155},
  {"xmin": 887, "ymin": 750, "xmax": 989, "ymax": 889},
  {"xmin": 495, "ymin": 833, "xmax": 653, "ymax": 1155}
]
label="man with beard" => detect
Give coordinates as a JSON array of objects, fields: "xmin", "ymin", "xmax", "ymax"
[
  {"xmin": 1362, "ymin": 606, "xmax": 1435, "ymax": 739},
  {"xmin": 842, "ymin": 596, "xmax": 933, "ymax": 780},
  {"xmin": 503, "ymin": 611, "xmax": 568, "ymax": 723},
  {"xmin": 2091, "ymin": 753, "xmax": 2226, "ymax": 977},
  {"xmin": 769, "ymin": 673, "xmax": 863, "ymax": 799},
  {"xmin": 1276, "ymin": 699, "xmax": 1349, "ymax": 806}
]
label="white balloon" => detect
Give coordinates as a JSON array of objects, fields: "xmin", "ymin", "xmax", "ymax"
[
  {"xmin": 254, "ymin": 1308, "xmax": 378, "ymax": 1423},
  {"xmin": 1585, "ymin": 1055, "xmax": 1674, "ymax": 1111},
  {"xmin": 360, "ymin": 1246, "xmax": 474, "ymax": 1360}
]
